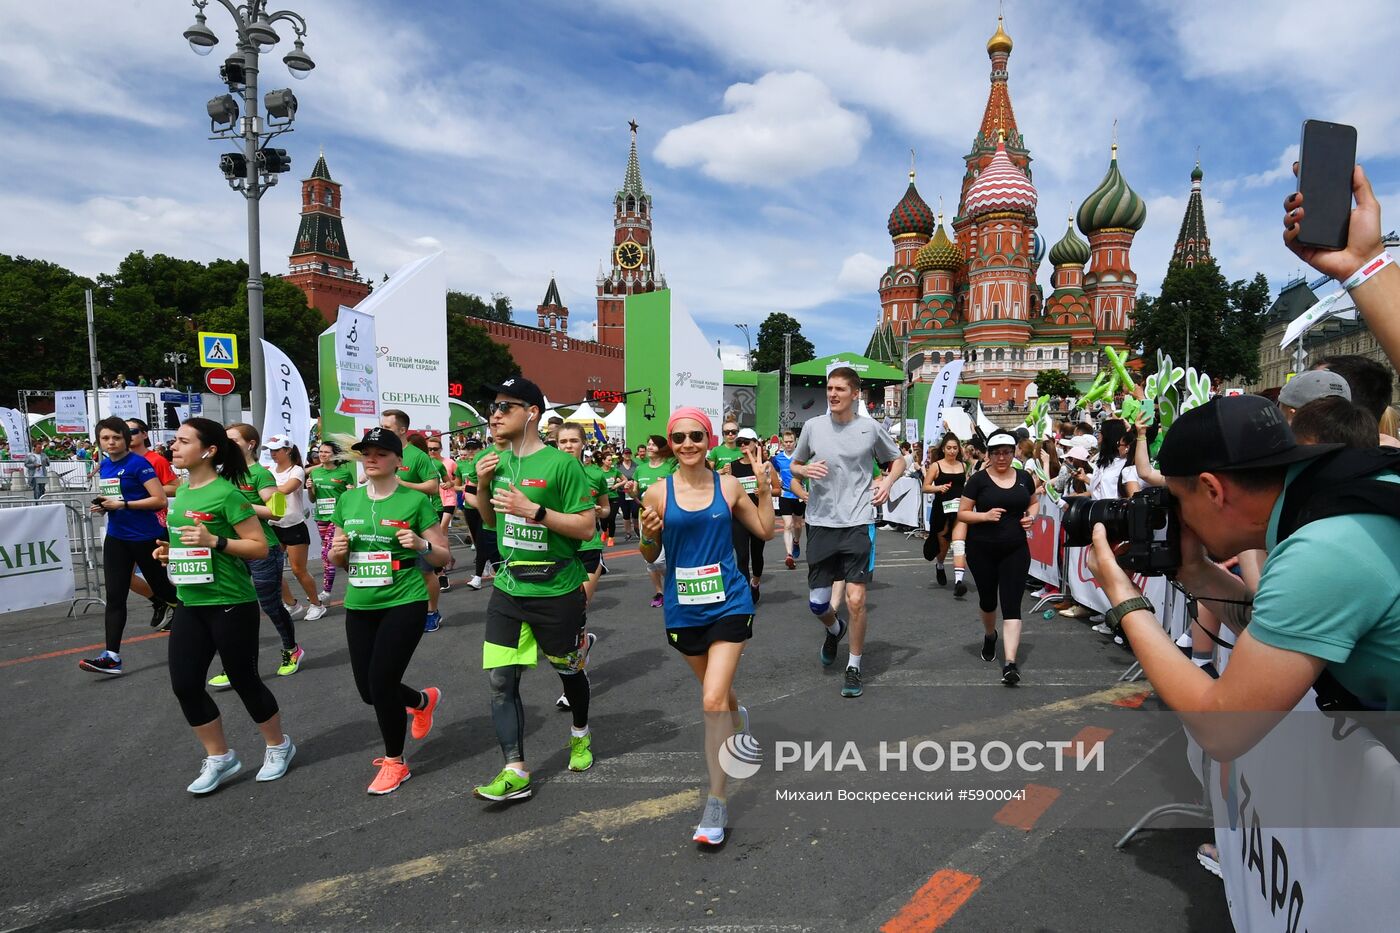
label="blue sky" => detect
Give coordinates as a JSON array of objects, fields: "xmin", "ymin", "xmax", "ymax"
[{"xmin": 3, "ymin": 0, "xmax": 1398, "ymax": 367}]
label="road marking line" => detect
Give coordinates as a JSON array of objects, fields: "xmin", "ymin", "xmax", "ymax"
[
  {"xmin": 880, "ymin": 868, "xmax": 982, "ymax": 933},
  {"xmin": 0, "ymin": 631, "xmax": 169, "ymax": 668},
  {"xmin": 992, "ymin": 783, "xmax": 1061, "ymax": 831},
  {"xmin": 156, "ymin": 788, "xmax": 702, "ymax": 931}
]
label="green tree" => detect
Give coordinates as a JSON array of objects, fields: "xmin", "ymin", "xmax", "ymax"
[
  {"xmin": 446, "ymin": 313, "xmax": 517, "ymax": 413},
  {"xmin": 751, "ymin": 312, "xmax": 815, "ymax": 372},
  {"xmin": 1034, "ymin": 369, "xmax": 1079, "ymax": 399},
  {"xmin": 447, "ymin": 290, "xmax": 513, "ymax": 323},
  {"xmin": 1129, "ymin": 261, "xmax": 1269, "ymax": 383},
  {"xmin": 0, "ymin": 255, "xmax": 95, "ymax": 403}
]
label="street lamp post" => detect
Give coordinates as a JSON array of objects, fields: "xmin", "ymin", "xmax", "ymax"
[
  {"xmin": 734, "ymin": 323, "xmax": 752, "ymax": 370},
  {"xmin": 182, "ymin": 0, "xmax": 315, "ymax": 427},
  {"xmin": 163, "ymin": 351, "xmax": 189, "ymax": 388}
]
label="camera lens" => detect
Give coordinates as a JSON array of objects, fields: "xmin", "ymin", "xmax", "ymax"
[{"xmin": 1062, "ymin": 497, "xmax": 1132, "ymax": 547}]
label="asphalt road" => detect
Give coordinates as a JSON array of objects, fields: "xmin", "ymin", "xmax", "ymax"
[{"xmin": 0, "ymin": 527, "xmax": 1229, "ymax": 932}]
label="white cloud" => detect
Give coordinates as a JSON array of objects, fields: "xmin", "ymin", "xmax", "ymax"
[
  {"xmin": 656, "ymin": 71, "xmax": 869, "ymax": 186},
  {"xmin": 836, "ymin": 252, "xmax": 887, "ymax": 293}
]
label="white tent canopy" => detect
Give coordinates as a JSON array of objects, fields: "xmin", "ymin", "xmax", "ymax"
[
  {"xmin": 603, "ymin": 402, "xmax": 627, "ymax": 428},
  {"xmin": 566, "ymin": 401, "xmax": 604, "ymax": 423}
]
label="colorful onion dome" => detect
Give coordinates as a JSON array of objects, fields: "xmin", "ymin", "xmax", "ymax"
[
  {"xmin": 1049, "ymin": 216, "xmax": 1090, "ymax": 266},
  {"xmin": 964, "ymin": 139, "xmax": 1037, "ymax": 217},
  {"xmin": 1031, "ymin": 228, "xmax": 1046, "ymax": 265},
  {"xmin": 915, "ymin": 222, "xmax": 963, "ymax": 274},
  {"xmin": 987, "ymin": 15, "xmax": 1013, "ymax": 55},
  {"xmin": 888, "ymin": 170, "xmax": 935, "ymax": 238},
  {"xmin": 1077, "ymin": 145, "xmax": 1147, "ymax": 233}
]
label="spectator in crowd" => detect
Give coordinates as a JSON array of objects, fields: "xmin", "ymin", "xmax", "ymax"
[
  {"xmin": 1307, "ymin": 355, "xmax": 1398, "ymax": 447},
  {"xmin": 24, "ymin": 440, "xmax": 50, "ymax": 500},
  {"xmin": 1278, "ymin": 370, "xmax": 1353, "ymax": 425},
  {"xmin": 1289, "ymin": 396, "xmax": 1380, "ymax": 448}
]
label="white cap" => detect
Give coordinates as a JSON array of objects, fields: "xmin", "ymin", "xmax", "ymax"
[
  {"xmin": 1065, "ymin": 446, "xmax": 1091, "ymax": 463},
  {"xmin": 737, "ymin": 427, "xmax": 760, "ymax": 441},
  {"xmin": 264, "ymin": 434, "xmax": 293, "ymax": 450},
  {"xmin": 986, "ymin": 431, "xmax": 1017, "ymax": 449}
]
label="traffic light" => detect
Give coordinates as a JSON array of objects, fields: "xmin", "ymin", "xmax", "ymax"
[
  {"xmin": 219, "ymin": 152, "xmax": 248, "ymax": 179},
  {"xmin": 256, "ymin": 147, "xmax": 292, "ymax": 174}
]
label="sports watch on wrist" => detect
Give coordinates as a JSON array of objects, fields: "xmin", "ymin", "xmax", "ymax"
[
  {"xmin": 1106, "ymin": 596, "xmax": 1154, "ymax": 628},
  {"xmin": 533, "ymin": 504, "xmax": 547, "ymax": 522}
]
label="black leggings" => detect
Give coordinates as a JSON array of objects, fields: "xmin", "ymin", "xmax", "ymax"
[
  {"xmin": 103, "ymin": 536, "xmax": 177, "ymax": 653},
  {"xmin": 475, "ymin": 528, "xmax": 501, "ymax": 578},
  {"xmin": 345, "ymin": 601, "xmax": 428, "ymax": 758},
  {"xmin": 168, "ymin": 601, "xmax": 279, "ymax": 727},
  {"xmin": 488, "ymin": 663, "xmax": 589, "ymax": 763},
  {"xmin": 604, "ymin": 498, "xmax": 621, "ymax": 539},
  {"xmin": 732, "ymin": 521, "xmax": 766, "ymax": 582},
  {"xmin": 463, "ymin": 504, "xmax": 484, "ymax": 550},
  {"xmin": 965, "ymin": 538, "xmax": 1031, "ymax": 620}
]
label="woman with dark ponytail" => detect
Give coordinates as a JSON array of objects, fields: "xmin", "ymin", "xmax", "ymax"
[{"xmin": 156, "ymin": 418, "xmax": 295, "ymax": 794}]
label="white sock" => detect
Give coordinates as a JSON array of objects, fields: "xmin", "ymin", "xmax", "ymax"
[
  {"xmin": 212, "ymin": 749, "xmax": 236, "ymax": 762},
  {"xmin": 847, "ymin": 652, "xmax": 861, "ymax": 671},
  {"xmin": 269, "ymin": 734, "xmax": 291, "ymax": 749},
  {"xmin": 571, "ymin": 725, "xmax": 590, "ymax": 738},
  {"xmin": 935, "ymin": 561, "xmax": 944, "ymax": 569},
  {"xmin": 103, "ymin": 650, "xmax": 120, "ymax": 661},
  {"xmin": 506, "ymin": 765, "xmax": 528, "ymax": 778},
  {"xmin": 1175, "ymin": 631, "xmax": 1194, "ymax": 648},
  {"xmin": 825, "ymin": 618, "xmax": 842, "ymax": 636},
  {"xmin": 1191, "ymin": 655, "xmax": 1214, "ymax": 668},
  {"xmin": 954, "ymin": 568, "xmax": 965, "ymax": 583}
]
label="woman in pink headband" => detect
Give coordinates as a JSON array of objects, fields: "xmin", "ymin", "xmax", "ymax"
[{"xmin": 639, "ymin": 407, "xmax": 774, "ymax": 846}]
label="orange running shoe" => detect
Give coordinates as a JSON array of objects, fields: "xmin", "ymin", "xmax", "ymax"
[
  {"xmin": 408, "ymin": 686, "xmax": 441, "ymax": 741},
  {"xmin": 368, "ymin": 756, "xmax": 411, "ymax": 795}
]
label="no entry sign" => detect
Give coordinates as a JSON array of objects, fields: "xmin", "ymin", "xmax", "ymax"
[{"xmin": 205, "ymin": 368, "xmax": 235, "ymax": 396}]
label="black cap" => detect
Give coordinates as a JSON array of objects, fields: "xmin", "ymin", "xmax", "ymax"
[
  {"xmin": 1156, "ymin": 395, "xmax": 1341, "ymax": 476},
  {"xmin": 465, "ymin": 436, "xmax": 482, "ymax": 449},
  {"xmin": 483, "ymin": 374, "xmax": 546, "ymax": 412},
  {"xmin": 351, "ymin": 426, "xmax": 403, "ymax": 457}
]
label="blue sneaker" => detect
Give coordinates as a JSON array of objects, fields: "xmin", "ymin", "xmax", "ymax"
[
  {"xmin": 187, "ymin": 754, "xmax": 242, "ymax": 795},
  {"xmin": 792, "ymin": 543, "xmax": 800, "ymax": 559},
  {"xmin": 424, "ymin": 610, "xmax": 442, "ymax": 633},
  {"xmin": 256, "ymin": 736, "xmax": 296, "ymax": 782}
]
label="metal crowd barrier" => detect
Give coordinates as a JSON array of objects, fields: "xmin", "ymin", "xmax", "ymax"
[
  {"xmin": 0, "ymin": 491, "xmax": 106, "ymax": 615},
  {"xmin": 0, "ymin": 459, "xmax": 96, "ymax": 493}
]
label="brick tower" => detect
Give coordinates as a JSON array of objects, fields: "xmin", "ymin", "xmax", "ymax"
[
  {"xmin": 285, "ymin": 150, "xmax": 370, "ymax": 322},
  {"xmin": 596, "ymin": 121, "xmax": 662, "ymax": 349}
]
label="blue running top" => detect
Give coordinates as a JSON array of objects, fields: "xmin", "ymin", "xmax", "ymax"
[
  {"xmin": 772, "ymin": 449, "xmax": 797, "ymax": 499},
  {"xmin": 661, "ymin": 471, "xmax": 754, "ymax": 628}
]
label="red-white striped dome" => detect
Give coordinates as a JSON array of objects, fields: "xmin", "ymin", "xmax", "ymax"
[{"xmin": 964, "ymin": 140, "xmax": 1037, "ymax": 217}]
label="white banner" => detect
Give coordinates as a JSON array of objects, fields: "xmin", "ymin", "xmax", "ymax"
[
  {"xmin": 108, "ymin": 391, "xmax": 140, "ymax": 421},
  {"xmin": 904, "ymin": 419, "xmax": 919, "ymax": 444},
  {"xmin": 943, "ymin": 406, "xmax": 974, "ymax": 440},
  {"xmin": 923, "ymin": 360, "xmax": 965, "ymax": 446},
  {"xmin": 259, "ymin": 339, "xmax": 313, "ymax": 465},
  {"xmin": 0, "ymin": 407, "xmax": 29, "ymax": 458},
  {"xmin": 883, "ymin": 475, "xmax": 925, "ymax": 528},
  {"xmin": 54, "ymin": 391, "xmax": 88, "ymax": 435},
  {"xmin": 335, "ymin": 305, "xmax": 379, "ymax": 417},
  {"xmin": 1209, "ymin": 702, "xmax": 1400, "ymax": 932},
  {"xmin": 0, "ymin": 504, "xmax": 73, "ymax": 612},
  {"xmin": 672, "ymin": 303, "xmax": 725, "ymax": 425},
  {"xmin": 1026, "ymin": 495, "xmax": 1061, "ymax": 584}
]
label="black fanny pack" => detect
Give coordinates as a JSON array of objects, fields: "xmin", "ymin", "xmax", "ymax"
[{"xmin": 504, "ymin": 559, "xmax": 573, "ymax": 583}]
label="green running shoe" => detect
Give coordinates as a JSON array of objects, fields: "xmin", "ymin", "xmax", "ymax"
[
  {"xmin": 472, "ymin": 768, "xmax": 532, "ymax": 802},
  {"xmin": 207, "ymin": 671, "xmax": 231, "ymax": 690},
  {"xmin": 568, "ymin": 732, "xmax": 594, "ymax": 772},
  {"xmin": 277, "ymin": 645, "xmax": 305, "ymax": 676}
]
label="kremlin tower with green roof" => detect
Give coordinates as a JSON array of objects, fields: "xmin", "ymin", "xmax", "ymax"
[{"xmin": 869, "ymin": 14, "xmax": 1147, "ymax": 409}]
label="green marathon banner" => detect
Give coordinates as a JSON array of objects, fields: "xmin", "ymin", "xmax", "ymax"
[
  {"xmin": 625, "ymin": 290, "xmax": 723, "ymax": 444},
  {"xmin": 0, "ymin": 504, "xmax": 73, "ymax": 613}
]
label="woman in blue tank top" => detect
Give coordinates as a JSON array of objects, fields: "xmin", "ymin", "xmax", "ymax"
[{"xmin": 638, "ymin": 407, "xmax": 774, "ymax": 847}]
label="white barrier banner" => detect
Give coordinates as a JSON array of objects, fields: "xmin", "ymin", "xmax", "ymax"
[
  {"xmin": 923, "ymin": 360, "xmax": 964, "ymax": 446},
  {"xmin": 259, "ymin": 339, "xmax": 313, "ymax": 465},
  {"xmin": 108, "ymin": 391, "xmax": 140, "ymax": 421},
  {"xmin": 883, "ymin": 475, "xmax": 924, "ymax": 528},
  {"xmin": 0, "ymin": 407, "xmax": 29, "ymax": 457},
  {"xmin": 1026, "ymin": 496, "xmax": 1061, "ymax": 585},
  {"xmin": 1209, "ymin": 702, "xmax": 1400, "ymax": 932},
  {"xmin": 0, "ymin": 504, "xmax": 73, "ymax": 612},
  {"xmin": 55, "ymin": 391, "xmax": 88, "ymax": 435},
  {"xmin": 335, "ymin": 306, "xmax": 379, "ymax": 417}
]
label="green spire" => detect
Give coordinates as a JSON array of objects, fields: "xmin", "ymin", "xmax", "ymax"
[
  {"xmin": 309, "ymin": 147, "xmax": 332, "ymax": 181},
  {"xmin": 619, "ymin": 119, "xmax": 647, "ymax": 200}
]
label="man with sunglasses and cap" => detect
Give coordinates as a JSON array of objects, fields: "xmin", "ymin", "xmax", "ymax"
[
  {"xmin": 471, "ymin": 375, "xmax": 599, "ymax": 803},
  {"xmin": 1087, "ymin": 395, "xmax": 1400, "ymax": 738}
]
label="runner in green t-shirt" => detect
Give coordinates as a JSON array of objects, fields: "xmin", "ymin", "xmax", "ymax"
[
  {"xmin": 380, "ymin": 409, "xmax": 444, "ymax": 633},
  {"xmin": 457, "ymin": 437, "xmax": 503, "ymax": 590},
  {"xmin": 598, "ymin": 451, "xmax": 623, "ymax": 546},
  {"xmin": 548, "ymin": 423, "xmax": 609, "ymax": 712},
  {"xmin": 707, "ymin": 417, "xmax": 745, "ymax": 473},
  {"xmin": 309, "ymin": 442, "xmax": 357, "ymax": 600},
  {"xmin": 472, "ymin": 375, "xmax": 598, "ymax": 803},
  {"xmin": 217, "ymin": 424, "xmax": 301, "ymax": 683},
  {"xmin": 158, "ymin": 418, "xmax": 293, "ymax": 795},
  {"xmin": 627, "ymin": 435, "xmax": 678, "ymax": 608},
  {"xmin": 328, "ymin": 426, "xmax": 448, "ymax": 796}
]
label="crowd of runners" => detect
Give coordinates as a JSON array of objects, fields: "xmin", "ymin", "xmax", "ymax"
[{"xmin": 68, "ymin": 173, "xmax": 1400, "ymax": 850}]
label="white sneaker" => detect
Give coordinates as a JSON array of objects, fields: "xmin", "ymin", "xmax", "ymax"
[
  {"xmin": 467, "ymin": 576, "xmax": 482, "ymax": 590},
  {"xmin": 257, "ymin": 736, "xmax": 297, "ymax": 782},
  {"xmin": 1091, "ymin": 622, "xmax": 1114, "ymax": 636},
  {"xmin": 188, "ymin": 753, "xmax": 242, "ymax": 795},
  {"xmin": 317, "ymin": 590, "xmax": 333, "ymax": 603},
  {"xmin": 304, "ymin": 603, "xmax": 328, "ymax": 621},
  {"xmin": 284, "ymin": 602, "xmax": 306, "ymax": 620}
]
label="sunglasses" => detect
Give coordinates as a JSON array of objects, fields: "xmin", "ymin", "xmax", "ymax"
[
  {"xmin": 669, "ymin": 430, "xmax": 708, "ymax": 445},
  {"xmin": 488, "ymin": 400, "xmax": 526, "ymax": 414},
  {"xmin": 428, "ymin": 446, "xmax": 441, "ymax": 451},
  {"xmin": 722, "ymin": 428, "xmax": 739, "ymax": 436}
]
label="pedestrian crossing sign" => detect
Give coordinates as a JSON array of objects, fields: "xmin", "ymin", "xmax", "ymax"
[{"xmin": 198, "ymin": 332, "xmax": 239, "ymax": 368}]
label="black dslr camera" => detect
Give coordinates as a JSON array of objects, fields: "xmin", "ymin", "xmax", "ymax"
[{"xmin": 1062, "ymin": 485, "xmax": 1180, "ymax": 576}]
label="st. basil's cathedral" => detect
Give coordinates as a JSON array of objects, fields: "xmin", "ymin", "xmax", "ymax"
[{"xmin": 866, "ymin": 15, "xmax": 1148, "ymax": 410}]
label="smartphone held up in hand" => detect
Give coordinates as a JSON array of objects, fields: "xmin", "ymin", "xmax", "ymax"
[{"xmin": 1295, "ymin": 119, "xmax": 1357, "ymax": 251}]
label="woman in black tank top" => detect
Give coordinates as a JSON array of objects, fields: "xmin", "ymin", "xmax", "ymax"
[
  {"xmin": 922, "ymin": 436, "xmax": 969, "ymax": 589},
  {"xmin": 730, "ymin": 433, "xmax": 777, "ymax": 604}
]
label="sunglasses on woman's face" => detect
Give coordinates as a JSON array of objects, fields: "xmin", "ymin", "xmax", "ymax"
[
  {"xmin": 669, "ymin": 430, "xmax": 707, "ymax": 445},
  {"xmin": 722, "ymin": 428, "xmax": 738, "ymax": 436}
]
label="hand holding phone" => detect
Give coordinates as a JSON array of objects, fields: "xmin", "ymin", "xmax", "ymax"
[{"xmin": 1293, "ymin": 119, "xmax": 1357, "ymax": 251}]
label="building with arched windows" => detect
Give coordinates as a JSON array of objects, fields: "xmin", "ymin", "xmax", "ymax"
[{"xmin": 866, "ymin": 15, "xmax": 1147, "ymax": 411}]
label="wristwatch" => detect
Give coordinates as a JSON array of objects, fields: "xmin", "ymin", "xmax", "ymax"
[
  {"xmin": 214, "ymin": 536, "xmax": 228, "ymax": 552},
  {"xmin": 1106, "ymin": 596, "xmax": 1154, "ymax": 628},
  {"xmin": 533, "ymin": 504, "xmax": 547, "ymax": 522}
]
